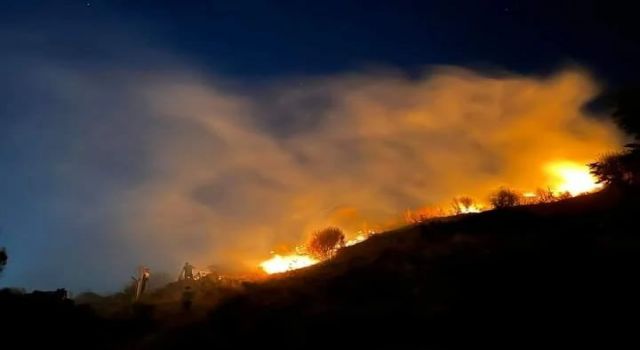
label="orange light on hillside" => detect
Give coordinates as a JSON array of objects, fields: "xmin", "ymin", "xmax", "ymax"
[
  {"xmin": 545, "ymin": 161, "xmax": 602, "ymax": 196},
  {"xmin": 345, "ymin": 233, "xmax": 368, "ymax": 247},
  {"xmin": 259, "ymin": 254, "xmax": 319, "ymax": 274}
]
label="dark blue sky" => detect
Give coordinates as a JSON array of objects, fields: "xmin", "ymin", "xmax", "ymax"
[
  {"xmin": 2, "ymin": 1, "xmax": 638, "ymax": 82},
  {"xmin": 1, "ymin": 0, "xmax": 638, "ymax": 292}
]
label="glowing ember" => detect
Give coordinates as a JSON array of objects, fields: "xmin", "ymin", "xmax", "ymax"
[
  {"xmin": 546, "ymin": 161, "xmax": 602, "ymax": 196},
  {"xmin": 260, "ymin": 254, "xmax": 319, "ymax": 274}
]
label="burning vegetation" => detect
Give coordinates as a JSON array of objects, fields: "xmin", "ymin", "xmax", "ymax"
[
  {"xmin": 258, "ymin": 158, "xmax": 607, "ymax": 274},
  {"xmin": 259, "ymin": 254, "xmax": 319, "ymax": 275},
  {"xmin": 260, "ymin": 227, "xmax": 347, "ymax": 274}
]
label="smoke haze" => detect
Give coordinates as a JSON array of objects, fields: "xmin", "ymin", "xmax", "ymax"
[
  {"xmin": 0, "ymin": 64, "xmax": 625, "ymax": 290},
  {"xmin": 118, "ymin": 66, "xmax": 624, "ymax": 272}
]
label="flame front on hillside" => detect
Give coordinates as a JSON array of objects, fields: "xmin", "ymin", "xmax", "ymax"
[
  {"xmin": 259, "ymin": 254, "xmax": 319, "ymax": 274},
  {"xmin": 258, "ymin": 159, "xmax": 606, "ymax": 275},
  {"xmin": 346, "ymin": 233, "xmax": 369, "ymax": 247},
  {"xmin": 260, "ymin": 231, "xmax": 375, "ymax": 274}
]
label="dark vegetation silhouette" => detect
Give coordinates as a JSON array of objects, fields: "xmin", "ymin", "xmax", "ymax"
[
  {"xmin": 1, "ymin": 273, "xmax": 240, "ymax": 348},
  {"xmin": 307, "ymin": 227, "xmax": 345, "ymax": 259},
  {"xmin": 489, "ymin": 187, "xmax": 521, "ymax": 208},
  {"xmin": 589, "ymin": 87, "xmax": 640, "ymax": 187},
  {"xmin": 589, "ymin": 144, "xmax": 640, "ymax": 186},
  {"xmin": 0, "ymin": 247, "xmax": 6, "ymax": 275}
]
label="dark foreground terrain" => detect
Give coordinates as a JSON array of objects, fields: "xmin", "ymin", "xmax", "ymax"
[{"xmin": 3, "ymin": 187, "xmax": 640, "ymax": 348}]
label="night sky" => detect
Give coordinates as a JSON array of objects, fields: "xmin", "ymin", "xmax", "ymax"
[{"xmin": 1, "ymin": 0, "xmax": 638, "ymax": 292}]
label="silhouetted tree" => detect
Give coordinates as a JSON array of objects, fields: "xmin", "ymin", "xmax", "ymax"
[
  {"xmin": 586, "ymin": 86, "xmax": 640, "ymax": 187},
  {"xmin": 307, "ymin": 227, "xmax": 345, "ymax": 260},
  {"xmin": 0, "ymin": 247, "xmax": 6, "ymax": 276},
  {"xmin": 490, "ymin": 188, "xmax": 521, "ymax": 209},
  {"xmin": 589, "ymin": 144, "xmax": 640, "ymax": 186}
]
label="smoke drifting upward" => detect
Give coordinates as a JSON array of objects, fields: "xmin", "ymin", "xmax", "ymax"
[{"xmin": 114, "ymin": 67, "xmax": 623, "ymax": 273}]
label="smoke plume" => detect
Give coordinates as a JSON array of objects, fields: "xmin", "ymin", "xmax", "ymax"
[{"xmin": 113, "ymin": 67, "xmax": 624, "ymax": 272}]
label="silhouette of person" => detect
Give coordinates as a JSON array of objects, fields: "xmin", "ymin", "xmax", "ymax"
[{"xmin": 182, "ymin": 262, "xmax": 194, "ymax": 280}]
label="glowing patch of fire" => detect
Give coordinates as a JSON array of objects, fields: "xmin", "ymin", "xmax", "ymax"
[
  {"xmin": 346, "ymin": 233, "xmax": 368, "ymax": 247},
  {"xmin": 459, "ymin": 205, "xmax": 482, "ymax": 213},
  {"xmin": 260, "ymin": 254, "xmax": 319, "ymax": 274},
  {"xmin": 546, "ymin": 161, "xmax": 602, "ymax": 196}
]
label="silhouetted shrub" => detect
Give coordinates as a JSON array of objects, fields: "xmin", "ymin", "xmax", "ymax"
[
  {"xmin": 490, "ymin": 188, "xmax": 521, "ymax": 209},
  {"xmin": 589, "ymin": 144, "xmax": 640, "ymax": 186},
  {"xmin": 307, "ymin": 227, "xmax": 345, "ymax": 260}
]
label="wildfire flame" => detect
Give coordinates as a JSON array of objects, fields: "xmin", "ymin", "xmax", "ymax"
[
  {"xmin": 345, "ymin": 233, "xmax": 371, "ymax": 247},
  {"xmin": 260, "ymin": 232, "xmax": 376, "ymax": 274},
  {"xmin": 260, "ymin": 161, "xmax": 604, "ymax": 274},
  {"xmin": 546, "ymin": 161, "xmax": 602, "ymax": 196},
  {"xmin": 259, "ymin": 254, "xmax": 319, "ymax": 274},
  {"xmin": 459, "ymin": 205, "xmax": 482, "ymax": 214}
]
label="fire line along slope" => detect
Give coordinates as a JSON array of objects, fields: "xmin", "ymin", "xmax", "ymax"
[{"xmin": 149, "ymin": 186, "xmax": 640, "ymax": 347}]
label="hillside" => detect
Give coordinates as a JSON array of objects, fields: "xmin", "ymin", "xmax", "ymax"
[
  {"xmin": 3, "ymin": 187, "xmax": 640, "ymax": 348},
  {"xmin": 154, "ymin": 187, "xmax": 640, "ymax": 348}
]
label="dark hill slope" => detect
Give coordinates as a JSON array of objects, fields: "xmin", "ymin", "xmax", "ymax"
[{"xmin": 159, "ymin": 188, "xmax": 640, "ymax": 348}]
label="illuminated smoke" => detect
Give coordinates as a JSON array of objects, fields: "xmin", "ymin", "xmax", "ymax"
[{"xmin": 116, "ymin": 66, "xmax": 624, "ymax": 273}]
